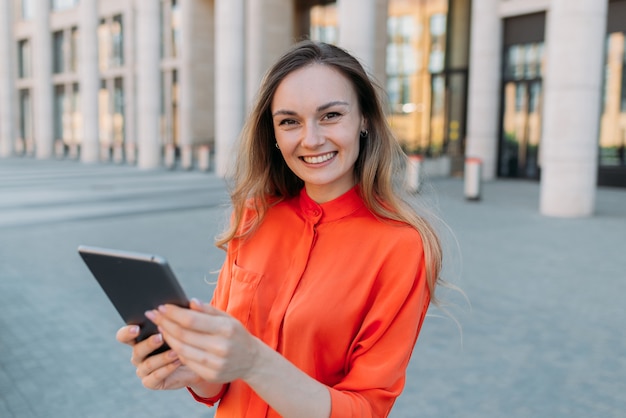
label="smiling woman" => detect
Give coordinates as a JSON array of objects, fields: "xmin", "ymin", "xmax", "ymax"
[
  {"xmin": 272, "ymin": 64, "xmax": 364, "ymax": 203},
  {"xmin": 116, "ymin": 40, "xmax": 444, "ymax": 418}
]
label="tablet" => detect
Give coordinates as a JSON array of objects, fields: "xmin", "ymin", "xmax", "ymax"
[{"xmin": 78, "ymin": 245, "xmax": 189, "ymax": 356}]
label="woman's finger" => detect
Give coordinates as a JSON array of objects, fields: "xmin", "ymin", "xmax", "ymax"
[
  {"xmin": 116, "ymin": 325, "xmax": 140, "ymax": 345},
  {"xmin": 136, "ymin": 348, "xmax": 180, "ymax": 379},
  {"xmin": 140, "ymin": 357, "xmax": 183, "ymax": 390},
  {"xmin": 130, "ymin": 333, "xmax": 167, "ymax": 366},
  {"xmin": 148, "ymin": 304, "xmax": 231, "ymax": 336}
]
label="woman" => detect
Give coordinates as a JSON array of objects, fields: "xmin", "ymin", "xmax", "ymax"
[{"xmin": 117, "ymin": 40, "xmax": 443, "ymax": 418}]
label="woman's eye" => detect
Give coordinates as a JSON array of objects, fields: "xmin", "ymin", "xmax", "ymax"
[
  {"xmin": 323, "ymin": 112, "xmax": 341, "ymax": 120},
  {"xmin": 278, "ymin": 119, "xmax": 297, "ymax": 126}
]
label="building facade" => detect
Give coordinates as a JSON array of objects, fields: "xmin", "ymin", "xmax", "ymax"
[{"xmin": 0, "ymin": 0, "xmax": 624, "ymax": 217}]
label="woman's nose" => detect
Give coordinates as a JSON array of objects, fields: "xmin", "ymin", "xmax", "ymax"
[{"xmin": 300, "ymin": 123, "xmax": 325, "ymax": 148}]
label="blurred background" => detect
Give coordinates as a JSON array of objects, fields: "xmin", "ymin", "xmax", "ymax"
[{"xmin": 1, "ymin": 0, "xmax": 625, "ymax": 417}]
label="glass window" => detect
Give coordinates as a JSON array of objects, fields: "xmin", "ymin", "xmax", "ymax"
[
  {"xmin": 71, "ymin": 83, "xmax": 82, "ymax": 144},
  {"xmin": 53, "ymin": 85, "xmax": 65, "ymax": 141},
  {"xmin": 98, "ymin": 16, "xmax": 125, "ymax": 71},
  {"xmin": 53, "ymin": 31, "xmax": 65, "ymax": 74},
  {"xmin": 51, "ymin": 0, "xmax": 78, "ymax": 12},
  {"xmin": 98, "ymin": 19, "xmax": 110, "ymax": 71},
  {"xmin": 429, "ymin": 75, "xmax": 446, "ymax": 156},
  {"xmin": 599, "ymin": 32, "xmax": 626, "ymax": 166},
  {"xmin": 111, "ymin": 15, "xmax": 124, "ymax": 67},
  {"xmin": 19, "ymin": 89, "xmax": 32, "ymax": 143},
  {"xmin": 310, "ymin": 4, "xmax": 338, "ymax": 44},
  {"xmin": 18, "ymin": 39, "xmax": 31, "ymax": 78},
  {"xmin": 622, "ymin": 38, "xmax": 626, "ymax": 113},
  {"xmin": 99, "ymin": 80, "xmax": 110, "ymax": 143},
  {"xmin": 171, "ymin": 0, "xmax": 181, "ymax": 58},
  {"xmin": 69, "ymin": 27, "xmax": 79, "ymax": 73},
  {"xmin": 428, "ymin": 14, "xmax": 446, "ymax": 74},
  {"xmin": 171, "ymin": 70, "xmax": 179, "ymax": 145},
  {"xmin": 21, "ymin": 0, "xmax": 34, "ymax": 20},
  {"xmin": 386, "ymin": 0, "xmax": 452, "ymax": 156},
  {"xmin": 499, "ymin": 42, "xmax": 545, "ymax": 179},
  {"xmin": 386, "ymin": 15, "xmax": 419, "ymax": 114},
  {"xmin": 504, "ymin": 42, "xmax": 544, "ymax": 81},
  {"xmin": 113, "ymin": 78, "xmax": 125, "ymax": 144}
]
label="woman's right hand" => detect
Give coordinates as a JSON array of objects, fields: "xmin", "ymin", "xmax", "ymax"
[{"xmin": 116, "ymin": 325, "xmax": 203, "ymax": 391}]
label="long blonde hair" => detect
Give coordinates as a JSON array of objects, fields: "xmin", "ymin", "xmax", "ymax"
[{"xmin": 217, "ymin": 40, "xmax": 443, "ymax": 304}]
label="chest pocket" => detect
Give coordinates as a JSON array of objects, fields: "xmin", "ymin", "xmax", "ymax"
[{"xmin": 227, "ymin": 263, "xmax": 263, "ymax": 328}]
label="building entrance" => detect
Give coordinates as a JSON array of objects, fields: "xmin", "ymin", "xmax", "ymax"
[
  {"xmin": 500, "ymin": 77, "xmax": 542, "ymax": 179},
  {"xmin": 498, "ymin": 13, "xmax": 545, "ymax": 180}
]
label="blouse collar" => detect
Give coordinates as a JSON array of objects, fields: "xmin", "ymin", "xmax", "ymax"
[{"xmin": 298, "ymin": 186, "xmax": 365, "ymax": 224}]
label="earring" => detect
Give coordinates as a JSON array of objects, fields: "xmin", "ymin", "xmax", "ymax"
[
  {"xmin": 360, "ymin": 129, "xmax": 369, "ymax": 138},
  {"xmin": 275, "ymin": 142, "xmax": 280, "ymax": 149}
]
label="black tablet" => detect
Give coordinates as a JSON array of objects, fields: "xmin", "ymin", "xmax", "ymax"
[{"xmin": 78, "ymin": 245, "xmax": 189, "ymax": 356}]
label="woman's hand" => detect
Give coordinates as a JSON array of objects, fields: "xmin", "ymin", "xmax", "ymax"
[
  {"xmin": 146, "ymin": 300, "xmax": 331, "ymax": 417},
  {"xmin": 145, "ymin": 299, "xmax": 260, "ymax": 384},
  {"xmin": 116, "ymin": 322, "xmax": 203, "ymax": 391}
]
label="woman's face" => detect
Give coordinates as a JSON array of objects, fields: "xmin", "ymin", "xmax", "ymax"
[{"xmin": 271, "ymin": 64, "xmax": 365, "ymax": 203}]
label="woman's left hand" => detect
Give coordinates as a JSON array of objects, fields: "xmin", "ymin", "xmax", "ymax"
[{"xmin": 145, "ymin": 299, "xmax": 260, "ymax": 384}]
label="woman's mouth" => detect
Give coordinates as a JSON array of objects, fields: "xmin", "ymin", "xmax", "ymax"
[{"xmin": 301, "ymin": 152, "xmax": 337, "ymax": 164}]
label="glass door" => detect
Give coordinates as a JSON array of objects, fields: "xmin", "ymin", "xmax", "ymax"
[{"xmin": 499, "ymin": 42, "xmax": 544, "ymax": 179}]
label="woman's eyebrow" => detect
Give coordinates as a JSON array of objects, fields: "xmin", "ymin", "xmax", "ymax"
[
  {"xmin": 272, "ymin": 101, "xmax": 349, "ymax": 118},
  {"xmin": 272, "ymin": 109, "xmax": 297, "ymax": 117},
  {"xmin": 317, "ymin": 101, "xmax": 349, "ymax": 112}
]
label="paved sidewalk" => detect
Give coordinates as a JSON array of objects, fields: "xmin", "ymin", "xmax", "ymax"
[{"xmin": 1, "ymin": 158, "xmax": 625, "ymax": 417}]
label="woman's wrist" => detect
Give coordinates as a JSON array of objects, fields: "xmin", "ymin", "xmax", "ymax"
[{"xmin": 187, "ymin": 379, "xmax": 225, "ymax": 399}]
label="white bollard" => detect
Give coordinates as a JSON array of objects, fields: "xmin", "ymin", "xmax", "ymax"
[
  {"xmin": 406, "ymin": 155, "xmax": 424, "ymax": 193},
  {"xmin": 181, "ymin": 145, "xmax": 193, "ymax": 170},
  {"xmin": 113, "ymin": 144, "xmax": 124, "ymax": 164},
  {"xmin": 164, "ymin": 143, "xmax": 176, "ymax": 169},
  {"xmin": 197, "ymin": 145, "xmax": 211, "ymax": 172},
  {"xmin": 464, "ymin": 157, "xmax": 482, "ymax": 201},
  {"xmin": 54, "ymin": 140, "xmax": 65, "ymax": 158}
]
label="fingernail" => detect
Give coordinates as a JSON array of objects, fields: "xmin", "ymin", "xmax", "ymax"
[
  {"xmin": 129, "ymin": 325, "xmax": 140, "ymax": 335},
  {"xmin": 191, "ymin": 298, "xmax": 202, "ymax": 306},
  {"xmin": 153, "ymin": 333, "xmax": 163, "ymax": 343},
  {"xmin": 157, "ymin": 305, "xmax": 166, "ymax": 313},
  {"xmin": 145, "ymin": 310, "xmax": 156, "ymax": 320},
  {"xmin": 167, "ymin": 350, "xmax": 178, "ymax": 359}
]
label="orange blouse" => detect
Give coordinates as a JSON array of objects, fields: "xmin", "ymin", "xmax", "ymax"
[{"xmin": 191, "ymin": 186, "xmax": 431, "ymax": 417}]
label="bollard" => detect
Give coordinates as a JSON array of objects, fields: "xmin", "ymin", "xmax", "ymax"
[
  {"xmin": 464, "ymin": 157, "xmax": 482, "ymax": 201},
  {"xmin": 181, "ymin": 144, "xmax": 193, "ymax": 170},
  {"xmin": 113, "ymin": 144, "xmax": 124, "ymax": 164},
  {"xmin": 406, "ymin": 155, "xmax": 424, "ymax": 193},
  {"xmin": 197, "ymin": 145, "xmax": 211, "ymax": 172},
  {"xmin": 164, "ymin": 143, "xmax": 176, "ymax": 169},
  {"xmin": 54, "ymin": 140, "xmax": 65, "ymax": 159}
]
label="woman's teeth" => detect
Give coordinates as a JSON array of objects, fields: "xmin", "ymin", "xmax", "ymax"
[{"xmin": 302, "ymin": 152, "xmax": 336, "ymax": 164}]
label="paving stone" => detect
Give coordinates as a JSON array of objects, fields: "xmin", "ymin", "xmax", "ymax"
[{"xmin": 1, "ymin": 157, "xmax": 624, "ymax": 417}]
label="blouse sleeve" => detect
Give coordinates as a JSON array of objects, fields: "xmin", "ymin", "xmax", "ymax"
[
  {"xmin": 328, "ymin": 235, "xmax": 431, "ymax": 417},
  {"xmin": 186, "ymin": 237, "xmax": 236, "ymax": 407}
]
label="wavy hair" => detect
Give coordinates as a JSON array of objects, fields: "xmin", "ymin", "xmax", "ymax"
[{"xmin": 216, "ymin": 40, "xmax": 443, "ymax": 304}]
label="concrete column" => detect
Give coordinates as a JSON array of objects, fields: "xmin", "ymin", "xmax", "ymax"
[
  {"xmin": 0, "ymin": 0, "xmax": 15, "ymax": 157},
  {"xmin": 337, "ymin": 0, "xmax": 379, "ymax": 74},
  {"xmin": 179, "ymin": 0, "xmax": 194, "ymax": 169},
  {"xmin": 135, "ymin": 0, "xmax": 161, "ymax": 169},
  {"xmin": 215, "ymin": 0, "xmax": 245, "ymax": 177},
  {"xmin": 246, "ymin": 0, "xmax": 294, "ymax": 104},
  {"xmin": 79, "ymin": 0, "xmax": 100, "ymax": 163},
  {"xmin": 539, "ymin": 0, "xmax": 608, "ymax": 217},
  {"xmin": 33, "ymin": 0, "xmax": 53, "ymax": 159},
  {"xmin": 464, "ymin": 0, "xmax": 501, "ymax": 180}
]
